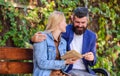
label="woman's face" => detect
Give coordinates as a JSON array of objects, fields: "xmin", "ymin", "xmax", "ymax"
[{"xmin": 59, "ymin": 18, "xmax": 67, "ymax": 32}]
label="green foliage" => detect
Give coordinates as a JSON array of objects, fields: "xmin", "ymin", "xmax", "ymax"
[
  {"xmin": 0, "ymin": 0, "xmax": 82, "ymax": 47},
  {"xmin": 89, "ymin": 0, "xmax": 120, "ymax": 76},
  {"xmin": 0, "ymin": 1, "xmax": 31, "ymax": 47},
  {"xmin": 0, "ymin": 21, "xmax": 3, "ymax": 32},
  {"xmin": 56, "ymin": 0, "xmax": 82, "ymax": 23}
]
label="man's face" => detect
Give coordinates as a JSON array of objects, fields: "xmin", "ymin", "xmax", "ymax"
[{"xmin": 73, "ymin": 16, "xmax": 88, "ymax": 35}]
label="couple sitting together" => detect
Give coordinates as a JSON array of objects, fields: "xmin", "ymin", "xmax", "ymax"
[{"xmin": 31, "ymin": 7, "xmax": 97, "ymax": 76}]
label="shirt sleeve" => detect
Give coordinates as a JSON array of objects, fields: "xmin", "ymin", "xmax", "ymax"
[{"xmin": 86, "ymin": 34, "xmax": 97, "ymax": 66}]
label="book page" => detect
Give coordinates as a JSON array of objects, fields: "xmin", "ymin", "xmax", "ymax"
[{"xmin": 61, "ymin": 50, "xmax": 83, "ymax": 60}]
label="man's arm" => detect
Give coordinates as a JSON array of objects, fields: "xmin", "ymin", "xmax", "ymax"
[
  {"xmin": 84, "ymin": 34, "xmax": 97, "ymax": 66},
  {"xmin": 30, "ymin": 32, "xmax": 46, "ymax": 43}
]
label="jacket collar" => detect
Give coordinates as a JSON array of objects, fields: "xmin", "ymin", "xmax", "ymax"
[{"xmin": 45, "ymin": 32, "xmax": 65, "ymax": 44}]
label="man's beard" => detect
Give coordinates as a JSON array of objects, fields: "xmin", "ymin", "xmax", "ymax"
[{"xmin": 73, "ymin": 26, "xmax": 87, "ymax": 35}]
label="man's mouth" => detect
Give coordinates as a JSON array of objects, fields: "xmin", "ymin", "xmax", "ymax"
[{"xmin": 76, "ymin": 27, "xmax": 83, "ymax": 30}]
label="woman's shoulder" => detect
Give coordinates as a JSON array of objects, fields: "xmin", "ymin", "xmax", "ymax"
[{"xmin": 60, "ymin": 37, "xmax": 67, "ymax": 44}]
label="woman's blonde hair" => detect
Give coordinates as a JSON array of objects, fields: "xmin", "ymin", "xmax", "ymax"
[{"xmin": 46, "ymin": 11, "xmax": 65, "ymax": 32}]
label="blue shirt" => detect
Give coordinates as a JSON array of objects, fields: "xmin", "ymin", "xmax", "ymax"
[{"xmin": 33, "ymin": 32, "xmax": 68, "ymax": 76}]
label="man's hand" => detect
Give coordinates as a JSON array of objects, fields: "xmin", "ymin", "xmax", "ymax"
[
  {"xmin": 83, "ymin": 52, "xmax": 94, "ymax": 61},
  {"xmin": 31, "ymin": 32, "xmax": 46, "ymax": 43}
]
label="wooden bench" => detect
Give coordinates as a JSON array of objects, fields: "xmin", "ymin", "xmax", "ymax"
[
  {"xmin": 0, "ymin": 47, "xmax": 33, "ymax": 74},
  {"xmin": 0, "ymin": 47, "xmax": 110, "ymax": 76}
]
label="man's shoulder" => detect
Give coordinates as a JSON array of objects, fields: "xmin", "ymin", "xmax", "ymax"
[
  {"xmin": 86, "ymin": 29, "xmax": 96, "ymax": 35},
  {"xmin": 85, "ymin": 29, "xmax": 96, "ymax": 38},
  {"xmin": 62, "ymin": 24, "xmax": 73, "ymax": 37},
  {"xmin": 66, "ymin": 24, "xmax": 73, "ymax": 30},
  {"xmin": 65, "ymin": 24, "xmax": 74, "ymax": 34}
]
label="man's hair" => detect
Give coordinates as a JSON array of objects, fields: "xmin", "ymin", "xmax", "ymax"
[{"xmin": 73, "ymin": 7, "xmax": 88, "ymax": 18}]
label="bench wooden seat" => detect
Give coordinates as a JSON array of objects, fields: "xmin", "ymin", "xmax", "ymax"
[
  {"xmin": 0, "ymin": 47, "xmax": 110, "ymax": 76},
  {"xmin": 0, "ymin": 47, "xmax": 33, "ymax": 74}
]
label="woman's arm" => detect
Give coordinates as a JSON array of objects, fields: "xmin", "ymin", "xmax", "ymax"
[{"xmin": 33, "ymin": 41, "xmax": 66, "ymax": 70}]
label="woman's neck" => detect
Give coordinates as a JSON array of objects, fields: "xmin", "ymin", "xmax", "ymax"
[{"xmin": 52, "ymin": 30, "xmax": 61, "ymax": 41}]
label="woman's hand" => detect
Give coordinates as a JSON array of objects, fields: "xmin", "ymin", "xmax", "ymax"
[{"xmin": 65, "ymin": 57, "xmax": 78, "ymax": 65}]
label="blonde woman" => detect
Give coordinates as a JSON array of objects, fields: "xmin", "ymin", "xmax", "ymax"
[{"xmin": 33, "ymin": 11, "xmax": 77, "ymax": 76}]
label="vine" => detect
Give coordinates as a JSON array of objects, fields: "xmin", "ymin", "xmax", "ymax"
[{"xmin": 88, "ymin": 0, "xmax": 120, "ymax": 75}]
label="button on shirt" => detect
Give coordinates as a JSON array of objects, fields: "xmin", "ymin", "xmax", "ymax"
[{"xmin": 70, "ymin": 33, "xmax": 86, "ymax": 70}]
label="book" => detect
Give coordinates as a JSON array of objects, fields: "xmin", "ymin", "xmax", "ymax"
[{"xmin": 61, "ymin": 50, "xmax": 83, "ymax": 60}]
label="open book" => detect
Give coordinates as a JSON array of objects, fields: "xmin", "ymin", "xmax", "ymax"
[{"xmin": 61, "ymin": 50, "xmax": 83, "ymax": 60}]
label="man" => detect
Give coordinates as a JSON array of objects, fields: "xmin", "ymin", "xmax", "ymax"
[{"xmin": 31, "ymin": 7, "xmax": 97, "ymax": 76}]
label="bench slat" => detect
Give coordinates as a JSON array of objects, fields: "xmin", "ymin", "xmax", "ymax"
[
  {"xmin": 0, "ymin": 47, "xmax": 33, "ymax": 60},
  {"xmin": 0, "ymin": 62, "xmax": 33, "ymax": 74}
]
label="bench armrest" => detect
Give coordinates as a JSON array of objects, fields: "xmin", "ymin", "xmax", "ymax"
[{"xmin": 92, "ymin": 68, "xmax": 110, "ymax": 76}]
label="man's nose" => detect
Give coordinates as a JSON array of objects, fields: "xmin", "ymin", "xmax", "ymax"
[{"xmin": 78, "ymin": 23, "xmax": 82, "ymax": 27}]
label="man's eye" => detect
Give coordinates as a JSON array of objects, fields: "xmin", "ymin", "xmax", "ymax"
[
  {"xmin": 75, "ymin": 21, "xmax": 80, "ymax": 23},
  {"xmin": 81, "ymin": 22, "xmax": 85, "ymax": 24}
]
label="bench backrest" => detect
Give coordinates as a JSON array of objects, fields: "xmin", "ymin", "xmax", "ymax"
[{"xmin": 0, "ymin": 47, "xmax": 33, "ymax": 74}]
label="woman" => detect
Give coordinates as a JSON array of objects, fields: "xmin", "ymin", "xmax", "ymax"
[{"xmin": 33, "ymin": 11, "xmax": 76, "ymax": 76}]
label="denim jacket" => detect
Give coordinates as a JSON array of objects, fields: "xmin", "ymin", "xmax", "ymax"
[{"xmin": 33, "ymin": 32, "xmax": 68, "ymax": 76}]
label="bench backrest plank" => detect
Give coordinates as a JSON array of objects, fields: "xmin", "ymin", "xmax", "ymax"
[{"xmin": 0, "ymin": 47, "xmax": 33, "ymax": 74}]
